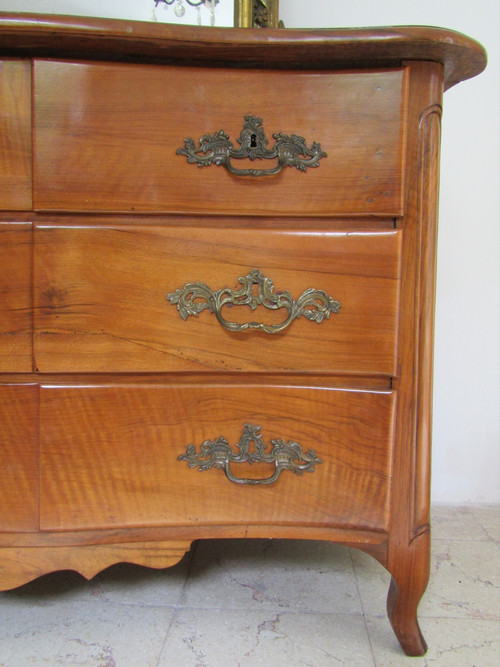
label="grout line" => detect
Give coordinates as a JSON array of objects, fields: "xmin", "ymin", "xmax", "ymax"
[
  {"xmin": 158, "ymin": 605, "xmax": 368, "ymax": 616},
  {"xmin": 175, "ymin": 540, "xmax": 199, "ymax": 608},
  {"xmin": 80, "ymin": 597, "xmax": 379, "ymax": 616},
  {"xmin": 431, "ymin": 537, "xmax": 495, "ymax": 543},
  {"xmin": 155, "ymin": 615, "xmax": 173, "ymax": 667},
  {"xmin": 467, "ymin": 509, "xmax": 498, "ymax": 543},
  {"xmin": 155, "ymin": 541, "xmax": 200, "ymax": 666},
  {"xmin": 93, "ymin": 596, "xmax": 379, "ymax": 617},
  {"xmin": 350, "ymin": 547, "xmax": 378, "ymax": 667}
]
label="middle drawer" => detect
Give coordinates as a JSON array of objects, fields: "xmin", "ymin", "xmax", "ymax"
[{"xmin": 34, "ymin": 223, "xmax": 401, "ymax": 375}]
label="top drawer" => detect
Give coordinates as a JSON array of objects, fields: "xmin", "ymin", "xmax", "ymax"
[{"xmin": 33, "ymin": 61, "xmax": 407, "ymax": 216}]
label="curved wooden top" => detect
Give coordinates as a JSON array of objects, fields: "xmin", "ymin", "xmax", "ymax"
[{"xmin": 0, "ymin": 13, "xmax": 486, "ymax": 89}]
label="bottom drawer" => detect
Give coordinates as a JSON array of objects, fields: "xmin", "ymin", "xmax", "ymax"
[{"xmin": 39, "ymin": 384, "xmax": 395, "ymax": 532}]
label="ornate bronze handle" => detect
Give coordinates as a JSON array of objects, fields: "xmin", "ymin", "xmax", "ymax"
[
  {"xmin": 176, "ymin": 115, "xmax": 326, "ymax": 177},
  {"xmin": 167, "ymin": 268, "xmax": 341, "ymax": 334},
  {"xmin": 178, "ymin": 424, "xmax": 322, "ymax": 486}
]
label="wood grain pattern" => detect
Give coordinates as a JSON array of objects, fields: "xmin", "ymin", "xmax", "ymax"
[
  {"xmin": 0, "ymin": 523, "xmax": 387, "ymax": 550},
  {"xmin": 0, "ymin": 18, "xmax": 486, "ymax": 655},
  {"xmin": 0, "ymin": 384, "xmax": 38, "ymax": 531},
  {"xmin": 33, "ymin": 62, "xmax": 406, "ymax": 216},
  {"xmin": 39, "ymin": 383, "xmax": 395, "ymax": 532},
  {"xmin": 0, "ymin": 60, "xmax": 32, "ymax": 210},
  {"xmin": 412, "ymin": 99, "xmax": 442, "ymax": 534},
  {"xmin": 0, "ymin": 540, "xmax": 191, "ymax": 591},
  {"xmin": 0, "ymin": 15, "xmax": 487, "ymax": 89},
  {"xmin": 0, "ymin": 222, "xmax": 32, "ymax": 371},
  {"xmin": 33, "ymin": 224, "xmax": 401, "ymax": 375},
  {"xmin": 386, "ymin": 62, "xmax": 444, "ymax": 656}
]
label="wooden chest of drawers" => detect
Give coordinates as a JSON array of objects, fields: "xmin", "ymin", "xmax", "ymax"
[{"xmin": 0, "ymin": 14, "xmax": 486, "ymax": 656}]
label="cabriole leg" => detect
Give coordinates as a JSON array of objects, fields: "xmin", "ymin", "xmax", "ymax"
[{"xmin": 386, "ymin": 531, "xmax": 430, "ymax": 656}]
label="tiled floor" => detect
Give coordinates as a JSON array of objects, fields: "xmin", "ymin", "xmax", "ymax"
[{"xmin": 0, "ymin": 505, "xmax": 498, "ymax": 666}]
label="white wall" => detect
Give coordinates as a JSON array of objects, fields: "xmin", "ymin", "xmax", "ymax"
[
  {"xmin": 0, "ymin": 0, "xmax": 234, "ymax": 27},
  {"xmin": 280, "ymin": 1, "xmax": 500, "ymax": 505},
  {"xmin": 0, "ymin": 0, "xmax": 498, "ymax": 503}
]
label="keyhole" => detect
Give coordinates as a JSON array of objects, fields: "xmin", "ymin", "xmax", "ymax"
[{"xmin": 250, "ymin": 133, "xmax": 257, "ymax": 148}]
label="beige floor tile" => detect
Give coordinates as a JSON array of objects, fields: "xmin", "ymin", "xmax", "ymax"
[
  {"xmin": 366, "ymin": 616, "xmax": 500, "ymax": 666},
  {"xmin": 470, "ymin": 505, "xmax": 500, "ymax": 542},
  {"xmin": 352, "ymin": 538, "xmax": 500, "ymax": 621},
  {"xmin": 431, "ymin": 504, "xmax": 491, "ymax": 540},
  {"xmin": 350, "ymin": 504, "xmax": 495, "ymax": 619},
  {"xmin": 180, "ymin": 538, "xmax": 361, "ymax": 614},
  {"xmin": 350, "ymin": 547, "xmax": 391, "ymax": 617},
  {"xmin": 0, "ymin": 599, "xmax": 173, "ymax": 666},
  {"xmin": 83, "ymin": 559, "xmax": 192, "ymax": 607},
  {"xmin": 158, "ymin": 608, "xmax": 375, "ymax": 667},
  {"xmin": 421, "ymin": 539, "xmax": 500, "ymax": 619},
  {"xmin": 1, "ymin": 505, "xmax": 498, "ymax": 664}
]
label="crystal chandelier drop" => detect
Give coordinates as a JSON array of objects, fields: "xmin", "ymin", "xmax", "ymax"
[{"xmin": 152, "ymin": 0, "xmax": 219, "ymax": 26}]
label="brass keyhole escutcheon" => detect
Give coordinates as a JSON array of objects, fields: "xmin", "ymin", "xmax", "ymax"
[{"xmin": 176, "ymin": 115, "xmax": 327, "ymax": 177}]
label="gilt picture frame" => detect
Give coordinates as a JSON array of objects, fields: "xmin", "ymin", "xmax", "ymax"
[{"xmin": 235, "ymin": 0, "xmax": 280, "ymax": 28}]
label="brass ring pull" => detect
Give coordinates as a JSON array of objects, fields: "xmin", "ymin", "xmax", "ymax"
[
  {"xmin": 167, "ymin": 268, "xmax": 341, "ymax": 334},
  {"xmin": 178, "ymin": 424, "xmax": 322, "ymax": 486},
  {"xmin": 176, "ymin": 115, "xmax": 326, "ymax": 177}
]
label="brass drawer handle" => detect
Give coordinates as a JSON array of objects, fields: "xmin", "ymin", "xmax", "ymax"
[
  {"xmin": 176, "ymin": 115, "xmax": 326, "ymax": 177},
  {"xmin": 178, "ymin": 424, "xmax": 322, "ymax": 486},
  {"xmin": 167, "ymin": 268, "xmax": 340, "ymax": 334}
]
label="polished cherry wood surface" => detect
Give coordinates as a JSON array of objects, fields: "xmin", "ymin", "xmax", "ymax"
[
  {"xmin": 0, "ymin": 15, "xmax": 486, "ymax": 89},
  {"xmin": 0, "ymin": 541, "xmax": 192, "ymax": 593},
  {"xmin": 0, "ymin": 384, "xmax": 38, "ymax": 531},
  {"xmin": 39, "ymin": 383, "xmax": 394, "ymax": 532},
  {"xmin": 0, "ymin": 222, "xmax": 32, "ymax": 371},
  {"xmin": 384, "ymin": 61, "xmax": 444, "ymax": 657},
  {"xmin": 0, "ymin": 16, "xmax": 487, "ymax": 657},
  {"xmin": 34, "ymin": 62, "xmax": 406, "ymax": 216},
  {"xmin": 0, "ymin": 60, "xmax": 31, "ymax": 210},
  {"xmin": 34, "ymin": 224, "xmax": 401, "ymax": 374}
]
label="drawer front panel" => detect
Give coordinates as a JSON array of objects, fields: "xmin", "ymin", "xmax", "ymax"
[
  {"xmin": 0, "ymin": 223, "xmax": 32, "ymax": 372},
  {"xmin": 39, "ymin": 384, "xmax": 395, "ymax": 532},
  {"xmin": 0, "ymin": 384, "xmax": 38, "ymax": 531},
  {"xmin": 33, "ymin": 61, "xmax": 406, "ymax": 216},
  {"xmin": 34, "ymin": 225, "xmax": 401, "ymax": 375},
  {"xmin": 0, "ymin": 60, "xmax": 32, "ymax": 210}
]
